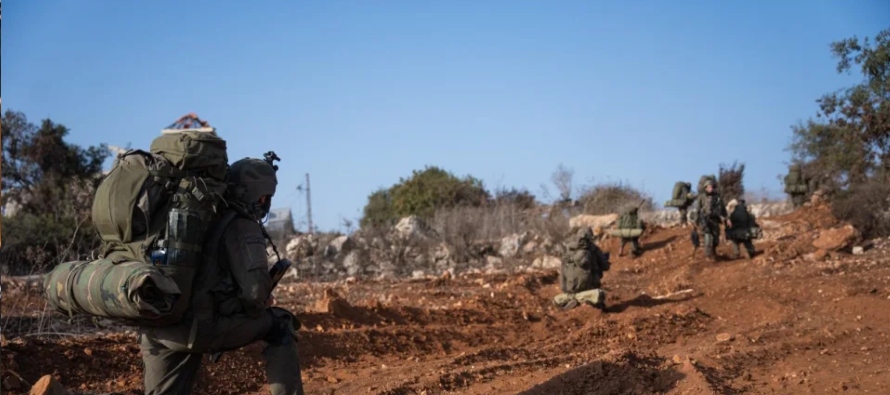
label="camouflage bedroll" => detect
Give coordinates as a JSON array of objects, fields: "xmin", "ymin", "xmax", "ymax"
[
  {"xmin": 609, "ymin": 228, "xmax": 643, "ymax": 238},
  {"xmin": 43, "ymin": 259, "xmax": 182, "ymax": 326},
  {"xmin": 664, "ymin": 199, "xmax": 688, "ymax": 207},
  {"xmin": 784, "ymin": 184, "xmax": 808, "ymax": 194}
]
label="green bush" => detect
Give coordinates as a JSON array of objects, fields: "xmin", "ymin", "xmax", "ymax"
[
  {"xmin": 360, "ymin": 188, "xmax": 396, "ymax": 228},
  {"xmin": 360, "ymin": 166, "xmax": 491, "ymax": 228}
]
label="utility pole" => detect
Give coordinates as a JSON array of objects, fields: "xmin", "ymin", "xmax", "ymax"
[
  {"xmin": 296, "ymin": 173, "xmax": 314, "ymax": 234},
  {"xmin": 305, "ymin": 173, "xmax": 313, "ymax": 234}
]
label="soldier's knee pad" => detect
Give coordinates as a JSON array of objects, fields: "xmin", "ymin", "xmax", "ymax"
[{"xmin": 264, "ymin": 307, "xmax": 301, "ymax": 346}]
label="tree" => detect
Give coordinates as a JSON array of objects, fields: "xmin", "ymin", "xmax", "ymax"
[
  {"xmin": 1, "ymin": 110, "xmax": 109, "ymax": 274},
  {"xmin": 718, "ymin": 161, "xmax": 745, "ymax": 202},
  {"xmin": 550, "ymin": 163, "xmax": 574, "ymax": 203},
  {"xmin": 787, "ymin": 29, "xmax": 890, "ymax": 237},
  {"xmin": 790, "ymin": 29, "xmax": 890, "ymax": 184},
  {"xmin": 360, "ymin": 166, "xmax": 490, "ymax": 228},
  {"xmin": 360, "ymin": 188, "xmax": 395, "ymax": 228}
]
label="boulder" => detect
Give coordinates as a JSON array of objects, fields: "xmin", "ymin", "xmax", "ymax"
[
  {"xmin": 286, "ymin": 234, "xmax": 318, "ymax": 260},
  {"xmin": 328, "ymin": 235, "xmax": 353, "ymax": 256},
  {"xmin": 532, "ymin": 255, "xmax": 561, "ymax": 269},
  {"xmin": 498, "ymin": 232, "xmax": 529, "ymax": 258},
  {"xmin": 813, "ymin": 225, "xmax": 861, "ymax": 252},
  {"xmin": 343, "ymin": 251, "xmax": 362, "ymax": 276},
  {"xmin": 394, "ymin": 216, "xmax": 432, "ymax": 240}
]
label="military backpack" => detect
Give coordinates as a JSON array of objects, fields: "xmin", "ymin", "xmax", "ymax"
[
  {"xmin": 45, "ymin": 114, "xmax": 231, "ymax": 327},
  {"xmin": 671, "ymin": 182, "xmax": 692, "ymax": 201}
]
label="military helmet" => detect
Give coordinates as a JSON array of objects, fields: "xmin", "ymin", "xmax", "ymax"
[{"xmin": 227, "ymin": 157, "xmax": 278, "ymax": 206}]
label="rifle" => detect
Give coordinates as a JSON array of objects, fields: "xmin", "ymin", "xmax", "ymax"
[
  {"xmin": 209, "ymin": 258, "xmax": 293, "ymax": 363},
  {"xmin": 690, "ymin": 227, "xmax": 700, "ymax": 258}
]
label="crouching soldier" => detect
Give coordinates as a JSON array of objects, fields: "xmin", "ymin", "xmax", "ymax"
[
  {"xmin": 137, "ymin": 156, "xmax": 305, "ymax": 395},
  {"xmin": 553, "ymin": 227, "xmax": 611, "ymax": 311},
  {"xmin": 725, "ymin": 199, "xmax": 760, "ymax": 259}
]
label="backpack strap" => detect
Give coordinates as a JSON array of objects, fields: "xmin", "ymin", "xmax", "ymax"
[{"xmin": 186, "ymin": 208, "xmax": 240, "ymax": 350}]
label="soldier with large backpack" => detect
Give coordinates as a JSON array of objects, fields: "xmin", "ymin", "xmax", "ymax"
[
  {"xmin": 664, "ymin": 181, "xmax": 694, "ymax": 227},
  {"xmin": 783, "ymin": 164, "xmax": 811, "ymax": 208},
  {"xmin": 553, "ymin": 227, "xmax": 611, "ymax": 311},
  {"xmin": 41, "ymin": 115, "xmax": 304, "ymax": 395},
  {"xmin": 137, "ymin": 153, "xmax": 304, "ymax": 395},
  {"xmin": 616, "ymin": 206, "xmax": 645, "ymax": 257}
]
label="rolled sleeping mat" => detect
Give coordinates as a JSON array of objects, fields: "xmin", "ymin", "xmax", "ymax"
[
  {"xmin": 664, "ymin": 199, "xmax": 688, "ymax": 207},
  {"xmin": 783, "ymin": 184, "xmax": 808, "ymax": 194},
  {"xmin": 43, "ymin": 259, "xmax": 182, "ymax": 322},
  {"xmin": 609, "ymin": 228, "xmax": 643, "ymax": 238}
]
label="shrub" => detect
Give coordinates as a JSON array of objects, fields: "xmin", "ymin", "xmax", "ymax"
[
  {"xmin": 491, "ymin": 187, "xmax": 537, "ymax": 210},
  {"xmin": 577, "ymin": 181, "xmax": 654, "ymax": 215},
  {"xmin": 830, "ymin": 178, "xmax": 890, "ymax": 238},
  {"xmin": 429, "ymin": 202, "xmax": 567, "ymax": 262},
  {"xmin": 360, "ymin": 166, "xmax": 490, "ymax": 228}
]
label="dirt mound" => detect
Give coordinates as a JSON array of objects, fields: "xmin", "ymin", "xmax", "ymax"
[
  {"xmin": 517, "ymin": 350, "xmax": 717, "ymax": 395},
  {"xmin": 4, "ymin": 204, "xmax": 890, "ymax": 394}
]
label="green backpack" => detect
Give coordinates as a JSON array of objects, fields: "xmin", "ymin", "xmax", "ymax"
[
  {"xmin": 671, "ymin": 182, "xmax": 692, "ymax": 200},
  {"xmin": 783, "ymin": 164, "xmax": 807, "ymax": 193},
  {"xmin": 89, "ymin": 115, "xmax": 229, "ymax": 325}
]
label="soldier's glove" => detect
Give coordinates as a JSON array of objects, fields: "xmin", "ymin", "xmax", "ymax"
[{"xmin": 265, "ymin": 307, "xmax": 301, "ymax": 345}]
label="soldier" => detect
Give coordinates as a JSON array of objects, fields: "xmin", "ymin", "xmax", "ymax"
[
  {"xmin": 617, "ymin": 206, "xmax": 645, "ymax": 257},
  {"xmin": 669, "ymin": 181, "xmax": 695, "ymax": 228},
  {"xmin": 553, "ymin": 227, "xmax": 611, "ymax": 311},
  {"xmin": 693, "ymin": 179, "xmax": 729, "ymax": 261},
  {"xmin": 136, "ymin": 156, "xmax": 305, "ymax": 395},
  {"xmin": 783, "ymin": 164, "xmax": 811, "ymax": 208},
  {"xmin": 678, "ymin": 199, "xmax": 693, "ymax": 228},
  {"xmin": 726, "ymin": 199, "xmax": 759, "ymax": 259}
]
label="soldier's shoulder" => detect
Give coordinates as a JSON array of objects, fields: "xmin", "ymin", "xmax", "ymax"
[{"xmin": 225, "ymin": 216, "xmax": 263, "ymax": 236}]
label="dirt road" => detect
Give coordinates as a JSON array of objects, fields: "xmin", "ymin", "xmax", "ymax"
[{"xmin": 3, "ymin": 205, "xmax": 889, "ymax": 394}]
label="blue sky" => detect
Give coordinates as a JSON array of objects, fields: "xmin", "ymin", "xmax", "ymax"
[{"xmin": 3, "ymin": 1, "xmax": 888, "ymax": 232}]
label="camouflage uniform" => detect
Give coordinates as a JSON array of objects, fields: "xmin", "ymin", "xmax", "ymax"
[
  {"xmin": 617, "ymin": 207, "xmax": 645, "ymax": 257},
  {"xmin": 694, "ymin": 181, "xmax": 728, "ymax": 260},
  {"xmin": 678, "ymin": 203, "xmax": 690, "ymax": 227},
  {"xmin": 784, "ymin": 164, "xmax": 811, "ymax": 208},
  {"xmin": 553, "ymin": 228, "xmax": 611, "ymax": 311},
  {"xmin": 136, "ymin": 158, "xmax": 304, "ymax": 395},
  {"xmin": 726, "ymin": 199, "xmax": 757, "ymax": 259}
]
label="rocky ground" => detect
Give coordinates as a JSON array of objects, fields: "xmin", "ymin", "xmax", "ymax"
[{"xmin": 3, "ymin": 203, "xmax": 890, "ymax": 394}]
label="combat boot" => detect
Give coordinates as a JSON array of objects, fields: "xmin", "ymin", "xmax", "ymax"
[{"xmin": 594, "ymin": 300, "xmax": 607, "ymax": 312}]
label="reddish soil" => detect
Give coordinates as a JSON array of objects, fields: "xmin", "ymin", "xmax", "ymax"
[{"xmin": 3, "ymin": 204, "xmax": 890, "ymax": 394}]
